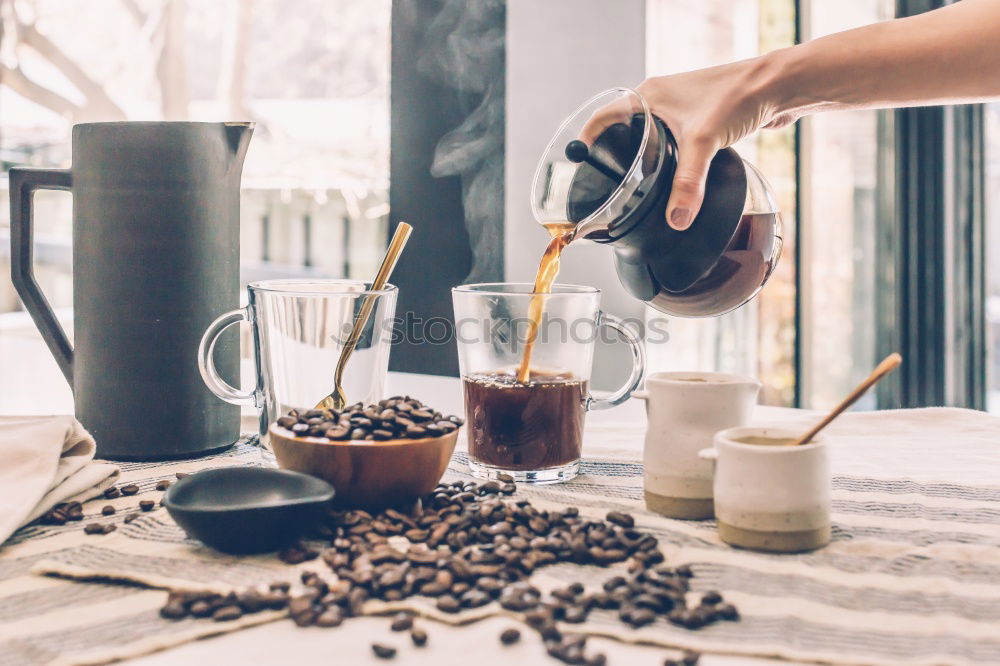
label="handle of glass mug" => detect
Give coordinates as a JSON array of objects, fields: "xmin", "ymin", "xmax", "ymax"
[
  {"xmin": 198, "ymin": 306, "xmax": 258, "ymax": 406},
  {"xmin": 586, "ymin": 311, "xmax": 646, "ymax": 411}
]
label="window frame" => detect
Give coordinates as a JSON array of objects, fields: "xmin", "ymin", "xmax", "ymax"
[
  {"xmin": 885, "ymin": 0, "xmax": 987, "ymax": 409},
  {"xmin": 797, "ymin": 0, "xmax": 988, "ymax": 409}
]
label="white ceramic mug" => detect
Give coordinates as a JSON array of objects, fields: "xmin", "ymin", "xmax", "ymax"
[
  {"xmin": 700, "ymin": 426, "xmax": 831, "ymax": 553},
  {"xmin": 635, "ymin": 372, "xmax": 761, "ymax": 519}
]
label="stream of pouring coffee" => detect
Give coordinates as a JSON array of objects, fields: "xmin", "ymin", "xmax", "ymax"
[{"xmin": 516, "ymin": 224, "xmax": 575, "ymax": 383}]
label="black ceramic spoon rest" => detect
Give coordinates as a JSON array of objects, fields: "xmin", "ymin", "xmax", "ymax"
[{"xmin": 163, "ymin": 467, "xmax": 335, "ymax": 554}]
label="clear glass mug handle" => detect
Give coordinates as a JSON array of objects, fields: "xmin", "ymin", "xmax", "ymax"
[
  {"xmin": 198, "ymin": 306, "xmax": 258, "ymax": 406},
  {"xmin": 586, "ymin": 311, "xmax": 646, "ymax": 410}
]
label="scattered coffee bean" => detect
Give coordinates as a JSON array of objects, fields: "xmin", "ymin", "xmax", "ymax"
[
  {"xmin": 389, "ymin": 612, "xmax": 413, "ymax": 631},
  {"xmin": 159, "ymin": 601, "xmax": 186, "ymax": 619},
  {"xmin": 681, "ymin": 649, "xmax": 701, "ymax": 665},
  {"xmin": 139, "ymin": 500, "xmax": 155, "ymax": 512},
  {"xmin": 371, "ymin": 643, "xmax": 396, "ymax": 659},
  {"xmin": 103, "ymin": 486, "xmax": 121, "ymax": 499},
  {"xmin": 83, "ymin": 523, "xmax": 115, "ymax": 535},
  {"xmin": 156, "ymin": 480, "xmax": 172, "ymax": 491},
  {"xmin": 621, "ymin": 606, "xmax": 656, "ymax": 627},
  {"xmin": 236, "ymin": 591, "xmax": 267, "ymax": 613},
  {"xmin": 156, "ymin": 477, "xmax": 739, "ymax": 666},
  {"xmin": 101, "ymin": 505, "xmax": 116, "ymax": 516},
  {"xmin": 701, "ymin": 590, "xmax": 722, "ymax": 605},
  {"xmin": 315, "ymin": 607, "xmax": 344, "ymax": 627},
  {"xmin": 410, "ymin": 627, "xmax": 428, "ymax": 646},
  {"xmin": 212, "ymin": 605, "xmax": 243, "ymax": 622},
  {"xmin": 716, "ymin": 603, "xmax": 739, "ymax": 620},
  {"xmin": 288, "ymin": 595, "xmax": 313, "ymax": 615},
  {"xmin": 175, "ymin": 472, "xmax": 189, "ymax": 480},
  {"xmin": 39, "ymin": 509, "xmax": 66, "ymax": 525},
  {"xmin": 121, "ymin": 484, "xmax": 140, "ymax": 496},
  {"xmin": 436, "ymin": 595, "xmax": 461, "ymax": 613},
  {"xmin": 481, "ymin": 481, "xmax": 502, "ymax": 494},
  {"xmin": 606, "ymin": 511, "xmax": 634, "ymax": 528},
  {"xmin": 39, "ymin": 501, "xmax": 88, "ymax": 525},
  {"xmin": 123, "ymin": 513, "xmax": 140, "ymax": 524},
  {"xmin": 500, "ymin": 628, "xmax": 521, "ymax": 645},
  {"xmin": 461, "ymin": 589, "xmax": 492, "ymax": 608}
]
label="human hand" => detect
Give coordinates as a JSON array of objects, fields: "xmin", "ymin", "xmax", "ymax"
[{"xmin": 582, "ymin": 56, "xmax": 793, "ymax": 230}]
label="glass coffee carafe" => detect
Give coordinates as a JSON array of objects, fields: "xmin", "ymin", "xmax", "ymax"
[{"xmin": 531, "ymin": 88, "xmax": 782, "ymax": 317}]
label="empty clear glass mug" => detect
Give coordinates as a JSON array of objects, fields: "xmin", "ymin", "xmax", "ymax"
[
  {"xmin": 198, "ymin": 280, "xmax": 397, "ymax": 452},
  {"xmin": 453, "ymin": 283, "xmax": 645, "ymax": 483}
]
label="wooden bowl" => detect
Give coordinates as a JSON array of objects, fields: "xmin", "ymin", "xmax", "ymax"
[{"xmin": 269, "ymin": 425, "xmax": 459, "ymax": 509}]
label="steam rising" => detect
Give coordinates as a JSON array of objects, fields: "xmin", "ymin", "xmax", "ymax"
[{"xmin": 417, "ymin": 0, "xmax": 505, "ymax": 283}]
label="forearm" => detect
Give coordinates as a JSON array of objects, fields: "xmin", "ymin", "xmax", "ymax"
[{"xmin": 762, "ymin": 0, "xmax": 1000, "ymax": 115}]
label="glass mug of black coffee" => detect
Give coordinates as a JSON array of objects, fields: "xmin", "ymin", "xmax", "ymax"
[{"xmin": 452, "ymin": 283, "xmax": 645, "ymax": 483}]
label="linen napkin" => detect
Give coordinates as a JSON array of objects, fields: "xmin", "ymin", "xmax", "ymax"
[{"xmin": 0, "ymin": 415, "xmax": 119, "ymax": 543}]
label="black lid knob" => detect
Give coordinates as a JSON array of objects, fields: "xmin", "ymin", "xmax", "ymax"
[
  {"xmin": 564, "ymin": 139, "xmax": 625, "ymax": 182},
  {"xmin": 564, "ymin": 140, "xmax": 591, "ymax": 163}
]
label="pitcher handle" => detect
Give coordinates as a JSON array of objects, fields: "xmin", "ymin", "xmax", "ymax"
[
  {"xmin": 198, "ymin": 307, "xmax": 257, "ymax": 406},
  {"xmin": 9, "ymin": 167, "xmax": 74, "ymax": 388},
  {"xmin": 586, "ymin": 311, "xmax": 646, "ymax": 411}
]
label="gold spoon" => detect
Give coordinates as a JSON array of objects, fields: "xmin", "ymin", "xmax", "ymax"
[
  {"xmin": 789, "ymin": 352, "xmax": 902, "ymax": 446},
  {"xmin": 315, "ymin": 222, "xmax": 412, "ymax": 411}
]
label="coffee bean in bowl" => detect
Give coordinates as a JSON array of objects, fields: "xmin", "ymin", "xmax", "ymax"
[{"xmin": 269, "ymin": 397, "xmax": 464, "ymax": 509}]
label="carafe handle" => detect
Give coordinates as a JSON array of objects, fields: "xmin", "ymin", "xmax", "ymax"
[
  {"xmin": 198, "ymin": 307, "xmax": 258, "ymax": 406},
  {"xmin": 586, "ymin": 311, "xmax": 645, "ymax": 410},
  {"xmin": 9, "ymin": 167, "xmax": 74, "ymax": 388}
]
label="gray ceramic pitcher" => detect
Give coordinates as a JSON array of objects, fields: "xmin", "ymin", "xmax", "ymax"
[{"xmin": 9, "ymin": 121, "xmax": 253, "ymax": 460}]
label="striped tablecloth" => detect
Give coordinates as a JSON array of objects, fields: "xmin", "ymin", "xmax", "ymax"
[{"xmin": 1, "ymin": 407, "xmax": 999, "ymax": 666}]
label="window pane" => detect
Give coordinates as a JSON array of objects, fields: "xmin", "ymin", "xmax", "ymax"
[
  {"xmin": 987, "ymin": 102, "xmax": 1000, "ymax": 412},
  {"xmin": 0, "ymin": 0, "xmax": 390, "ymax": 412},
  {"xmin": 799, "ymin": 0, "xmax": 894, "ymax": 410},
  {"xmin": 645, "ymin": 0, "xmax": 797, "ymax": 405}
]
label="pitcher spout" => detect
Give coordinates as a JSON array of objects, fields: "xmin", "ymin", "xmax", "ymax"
[{"xmin": 224, "ymin": 121, "xmax": 255, "ymax": 171}]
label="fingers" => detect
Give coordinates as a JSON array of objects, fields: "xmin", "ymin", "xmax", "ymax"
[
  {"xmin": 665, "ymin": 135, "xmax": 718, "ymax": 231},
  {"xmin": 579, "ymin": 96, "xmax": 641, "ymax": 144}
]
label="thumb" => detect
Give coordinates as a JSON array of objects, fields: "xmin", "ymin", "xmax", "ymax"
[{"xmin": 665, "ymin": 136, "xmax": 717, "ymax": 231}]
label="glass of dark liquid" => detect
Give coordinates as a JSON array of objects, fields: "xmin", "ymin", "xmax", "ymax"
[{"xmin": 452, "ymin": 283, "xmax": 645, "ymax": 483}]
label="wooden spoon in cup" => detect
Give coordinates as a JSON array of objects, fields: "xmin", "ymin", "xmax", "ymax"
[
  {"xmin": 790, "ymin": 353, "xmax": 902, "ymax": 447},
  {"xmin": 315, "ymin": 222, "xmax": 412, "ymax": 411}
]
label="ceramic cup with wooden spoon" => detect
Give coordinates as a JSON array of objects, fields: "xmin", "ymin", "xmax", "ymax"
[
  {"xmin": 699, "ymin": 353, "xmax": 902, "ymax": 553},
  {"xmin": 700, "ymin": 426, "xmax": 831, "ymax": 553}
]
